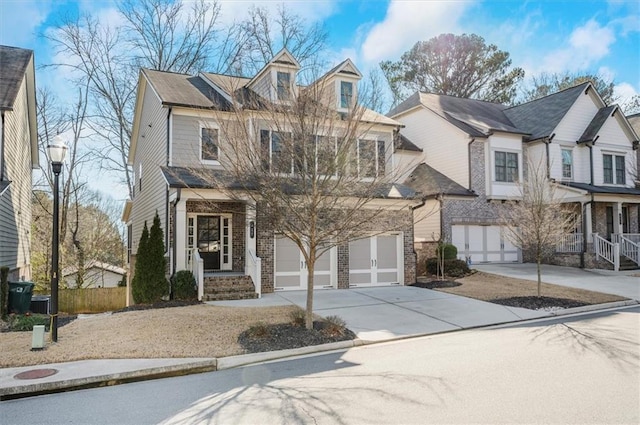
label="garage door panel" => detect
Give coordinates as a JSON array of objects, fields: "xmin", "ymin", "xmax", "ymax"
[
  {"xmin": 468, "ymin": 226, "xmax": 484, "ymax": 252},
  {"xmin": 377, "ymin": 271, "xmax": 398, "ymax": 284},
  {"xmin": 349, "ymin": 238, "xmax": 371, "ymax": 269},
  {"xmin": 452, "ymin": 225, "xmax": 520, "ymax": 264},
  {"xmin": 486, "ymin": 227, "xmax": 501, "ymax": 252},
  {"xmin": 349, "ymin": 234, "xmax": 402, "ymax": 287},
  {"xmin": 376, "ymin": 235, "xmax": 398, "ymax": 269},
  {"xmin": 275, "ymin": 238, "xmax": 301, "ymax": 273},
  {"xmin": 276, "ymin": 275, "xmax": 302, "ymax": 288}
]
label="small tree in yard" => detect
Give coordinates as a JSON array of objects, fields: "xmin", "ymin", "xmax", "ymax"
[
  {"xmin": 132, "ymin": 212, "xmax": 168, "ymax": 303},
  {"xmin": 190, "ymin": 70, "xmax": 412, "ymax": 330},
  {"xmin": 501, "ymin": 159, "xmax": 578, "ymax": 297}
]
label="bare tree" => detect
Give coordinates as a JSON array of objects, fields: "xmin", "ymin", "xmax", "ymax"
[
  {"xmin": 500, "ymin": 159, "xmax": 579, "ymax": 296},
  {"xmin": 188, "ymin": 80, "xmax": 410, "ymax": 329}
]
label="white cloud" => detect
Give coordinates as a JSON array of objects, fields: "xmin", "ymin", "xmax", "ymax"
[
  {"xmin": 614, "ymin": 82, "xmax": 639, "ymax": 102},
  {"xmin": 0, "ymin": 0, "xmax": 52, "ymax": 48},
  {"xmin": 360, "ymin": 0, "xmax": 473, "ymax": 64},
  {"xmin": 539, "ymin": 19, "xmax": 615, "ymax": 74}
]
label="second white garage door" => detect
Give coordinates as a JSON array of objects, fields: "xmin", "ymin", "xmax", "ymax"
[
  {"xmin": 349, "ymin": 233, "xmax": 402, "ymax": 287},
  {"xmin": 451, "ymin": 225, "xmax": 519, "ymax": 263}
]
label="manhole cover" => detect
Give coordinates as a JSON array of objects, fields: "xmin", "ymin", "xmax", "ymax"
[{"xmin": 14, "ymin": 368, "xmax": 58, "ymax": 380}]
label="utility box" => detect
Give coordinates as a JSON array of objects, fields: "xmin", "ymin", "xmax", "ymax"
[
  {"xmin": 8, "ymin": 282, "xmax": 35, "ymax": 314},
  {"xmin": 32, "ymin": 325, "xmax": 46, "ymax": 350},
  {"xmin": 30, "ymin": 295, "xmax": 51, "ymax": 314}
]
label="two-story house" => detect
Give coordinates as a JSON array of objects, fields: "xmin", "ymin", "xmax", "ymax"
[
  {"xmin": 0, "ymin": 45, "xmax": 38, "ymax": 281},
  {"xmin": 391, "ymin": 82, "xmax": 640, "ymax": 270},
  {"xmin": 124, "ymin": 49, "xmax": 418, "ymax": 301}
]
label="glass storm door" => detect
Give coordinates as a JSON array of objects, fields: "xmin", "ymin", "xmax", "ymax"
[{"xmin": 197, "ymin": 216, "xmax": 221, "ymax": 270}]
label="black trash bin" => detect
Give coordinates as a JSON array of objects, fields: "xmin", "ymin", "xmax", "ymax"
[{"xmin": 8, "ymin": 282, "xmax": 35, "ymax": 314}]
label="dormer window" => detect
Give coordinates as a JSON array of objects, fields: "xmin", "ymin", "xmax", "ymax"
[
  {"xmin": 340, "ymin": 81, "xmax": 353, "ymax": 109},
  {"xmin": 277, "ymin": 71, "xmax": 291, "ymax": 101}
]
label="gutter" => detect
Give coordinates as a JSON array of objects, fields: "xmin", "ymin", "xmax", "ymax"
[
  {"xmin": 0, "ymin": 111, "xmax": 5, "ymax": 181},
  {"xmin": 544, "ymin": 133, "xmax": 555, "ymax": 179},
  {"xmin": 467, "ymin": 138, "xmax": 475, "ymax": 189},
  {"xmin": 165, "ymin": 107, "xmax": 172, "ymax": 253}
]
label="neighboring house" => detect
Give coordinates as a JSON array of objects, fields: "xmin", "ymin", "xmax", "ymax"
[
  {"xmin": 63, "ymin": 260, "xmax": 126, "ymax": 289},
  {"xmin": 0, "ymin": 45, "xmax": 38, "ymax": 281},
  {"xmin": 391, "ymin": 82, "xmax": 640, "ymax": 270},
  {"xmin": 124, "ymin": 49, "xmax": 418, "ymax": 301},
  {"xmin": 627, "ymin": 112, "xmax": 640, "ymax": 186}
]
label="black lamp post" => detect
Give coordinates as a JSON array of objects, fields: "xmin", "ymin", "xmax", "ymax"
[{"xmin": 47, "ymin": 135, "xmax": 67, "ymax": 342}]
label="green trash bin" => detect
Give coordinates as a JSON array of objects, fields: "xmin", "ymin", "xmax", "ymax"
[{"xmin": 8, "ymin": 282, "xmax": 35, "ymax": 314}]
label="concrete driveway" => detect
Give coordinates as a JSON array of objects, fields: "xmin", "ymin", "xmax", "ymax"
[
  {"xmin": 473, "ymin": 263, "xmax": 640, "ymax": 301},
  {"xmin": 210, "ymin": 285, "xmax": 547, "ymax": 342}
]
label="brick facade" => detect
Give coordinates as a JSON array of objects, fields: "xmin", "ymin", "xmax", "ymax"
[
  {"xmin": 256, "ymin": 203, "xmax": 416, "ymax": 294},
  {"xmin": 185, "ymin": 200, "xmax": 247, "ymax": 273}
]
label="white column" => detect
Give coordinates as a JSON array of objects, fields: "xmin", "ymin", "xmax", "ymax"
[
  {"xmin": 175, "ymin": 199, "xmax": 187, "ymax": 270},
  {"xmin": 612, "ymin": 202, "xmax": 622, "ymax": 236},
  {"xmin": 584, "ymin": 202, "xmax": 593, "ymax": 239}
]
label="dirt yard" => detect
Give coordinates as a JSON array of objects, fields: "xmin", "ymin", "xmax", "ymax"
[
  {"xmin": 446, "ymin": 271, "xmax": 627, "ymax": 304},
  {"xmin": 0, "ymin": 305, "xmax": 297, "ymax": 368}
]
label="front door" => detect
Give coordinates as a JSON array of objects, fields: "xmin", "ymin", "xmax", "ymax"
[{"xmin": 197, "ymin": 216, "xmax": 221, "ymax": 270}]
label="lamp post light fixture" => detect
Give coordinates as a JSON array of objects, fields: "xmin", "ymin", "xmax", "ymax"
[{"xmin": 47, "ymin": 135, "xmax": 67, "ymax": 342}]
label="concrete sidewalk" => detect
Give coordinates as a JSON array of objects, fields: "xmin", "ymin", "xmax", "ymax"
[{"xmin": 1, "ymin": 284, "xmax": 637, "ymax": 400}]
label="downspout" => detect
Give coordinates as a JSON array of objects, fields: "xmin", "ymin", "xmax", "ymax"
[
  {"xmin": 172, "ymin": 188, "xmax": 182, "ymax": 277},
  {"xmin": 164, "ymin": 107, "xmax": 172, "ymax": 254},
  {"xmin": 467, "ymin": 138, "xmax": 475, "ymax": 189},
  {"xmin": 544, "ymin": 133, "xmax": 555, "ymax": 179},
  {"xmin": 1, "ymin": 111, "xmax": 5, "ymax": 181}
]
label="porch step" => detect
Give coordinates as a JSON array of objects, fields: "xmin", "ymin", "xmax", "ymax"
[
  {"xmin": 619, "ymin": 257, "xmax": 640, "ymax": 271},
  {"xmin": 203, "ymin": 275, "xmax": 258, "ymax": 301}
]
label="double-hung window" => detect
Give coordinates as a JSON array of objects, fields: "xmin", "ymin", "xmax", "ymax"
[
  {"xmin": 353, "ymin": 139, "xmax": 386, "ymax": 178},
  {"xmin": 260, "ymin": 130, "xmax": 293, "ymax": 173},
  {"xmin": 603, "ymin": 154, "xmax": 625, "ymax": 184},
  {"xmin": 561, "ymin": 149, "xmax": 573, "ymax": 179},
  {"xmin": 340, "ymin": 81, "xmax": 353, "ymax": 109},
  {"xmin": 276, "ymin": 71, "xmax": 291, "ymax": 101},
  {"xmin": 201, "ymin": 127, "xmax": 219, "ymax": 162},
  {"xmin": 495, "ymin": 151, "xmax": 518, "ymax": 182}
]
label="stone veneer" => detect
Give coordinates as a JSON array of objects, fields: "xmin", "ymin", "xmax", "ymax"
[
  {"xmin": 256, "ymin": 203, "xmax": 416, "ymax": 294},
  {"xmin": 185, "ymin": 200, "xmax": 246, "ymax": 272}
]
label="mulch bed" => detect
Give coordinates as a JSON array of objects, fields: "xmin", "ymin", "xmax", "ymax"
[
  {"xmin": 490, "ymin": 296, "xmax": 588, "ymax": 310},
  {"xmin": 238, "ymin": 321, "xmax": 356, "ymax": 353},
  {"xmin": 411, "ymin": 280, "xmax": 461, "ymax": 289}
]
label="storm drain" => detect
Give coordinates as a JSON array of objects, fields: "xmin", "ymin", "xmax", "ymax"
[{"xmin": 13, "ymin": 368, "xmax": 58, "ymax": 380}]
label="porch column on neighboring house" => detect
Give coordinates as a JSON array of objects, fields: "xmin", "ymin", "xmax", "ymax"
[
  {"xmin": 175, "ymin": 199, "xmax": 187, "ymax": 270},
  {"xmin": 245, "ymin": 205, "xmax": 257, "ymax": 269},
  {"xmin": 584, "ymin": 202, "xmax": 593, "ymax": 239},
  {"xmin": 612, "ymin": 202, "xmax": 623, "ymax": 236}
]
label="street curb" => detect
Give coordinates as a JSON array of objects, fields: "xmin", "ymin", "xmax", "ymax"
[
  {"xmin": 549, "ymin": 299, "xmax": 639, "ymax": 316},
  {"xmin": 0, "ymin": 359, "xmax": 217, "ymax": 401},
  {"xmin": 216, "ymin": 340, "xmax": 362, "ymax": 370}
]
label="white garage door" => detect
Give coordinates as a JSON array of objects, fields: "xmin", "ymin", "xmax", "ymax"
[
  {"xmin": 274, "ymin": 236, "xmax": 335, "ymax": 290},
  {"xmin": 349, "ymin": 233, "xmax": 402, "ymax": 287},
  {"xmin": 452, "ymin": 225, "xmax": 519, "ymax": 264}
]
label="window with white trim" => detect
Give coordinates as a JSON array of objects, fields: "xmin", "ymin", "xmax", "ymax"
[
  {"xmin": 201, "ymin": 127, "xmax": 219, "ymax": 162},
  {"xmin": 561, "ymin": 149, "xmax": 573, "ymax": 179},
  {"xmin": 276, "ymin": 71, "xmax": 291, "ymax": 101},
  {"xmin": 340, "ymin": 81, "xmax": 353, "ymax": 109},
  {"xmin": 494, "ymin": 151, "xmax": 518, "ymax": 182},
  {"xmin": 603, "ymin": 153, "xmax": 625, "ymax": 184}
]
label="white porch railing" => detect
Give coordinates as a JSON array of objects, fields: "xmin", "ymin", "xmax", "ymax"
[
  {"xmin": 593, "ymin": 233, "xmax": 620, "ymax": 271},
  {"xmin": 247, "ymin": 249, "xmax": 262, "ymax": 298},
  {"xmin": 188, "ymin": 248, "xmax": 204, "ymax": 301},
  {"xmin": 613, "ymin": 233, "xmax": 640, "ymax": 244},
  {"xmin": 556, "ymin": 233, "xmax": 583, "ymax": 253},
  {"xmin": 620, "ymin": 235, "xmax": 640, "ymax": 267}
]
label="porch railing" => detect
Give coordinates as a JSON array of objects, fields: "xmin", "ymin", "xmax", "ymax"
[
  {"xmin": 188, "ymin": 248, "xmax": 204, "ymax": 301},
  {"xmin": 593, "ymin": 233, "xmax": 620, "ymax": 271},
  {"xmin": 556, "ymin": 233, "xmax": 583, "ymax": 253},
  {"xmin": 620, "ymin": 235, "xmax": 640, "ymax": 267},
  {"xmin": 247, "ymin": 249, "xmax": 262, "ymax": 298}
]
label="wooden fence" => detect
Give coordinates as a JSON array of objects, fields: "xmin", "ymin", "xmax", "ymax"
[{"xmin": 59, "ymin": 287, "xmax": 127, "ymax": 314}]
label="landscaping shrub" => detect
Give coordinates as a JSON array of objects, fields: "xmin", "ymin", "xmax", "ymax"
[
  {"xmin": 246, "ymin": 321, "xmax": 270, "ymax": 338},
  {"xmin": 171, "ymin": 270, "xmax": 197, "ymax": 301},
  {"xmin": 426, "ymin": 258, "xmax": 470, "ymax": 278},
  {"xmin": 435, "ymin": 243, "xmax": 458, "ymax": 260},
  {"xmin": 321, "ymin": 315, "xmax": 347, "ymax": 337},
  {"xmin": 289, "ymin": 307, "xmax": 306, "ymax": 327},
  {"xmin": 8, "ymin": 314, "xmax": 49, "ymax": 332},
  {"xmin": 132, "ymin": 212, "xmax": 169, "ymax": 304}
]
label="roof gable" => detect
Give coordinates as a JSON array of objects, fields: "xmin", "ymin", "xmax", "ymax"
[
  {"xmin": 246, "ymin": 48, "xmax": 301, "ymax": 90},
  {"xmin": 0, "ymin": 45, "xmax": 33, "ymax": 110}
]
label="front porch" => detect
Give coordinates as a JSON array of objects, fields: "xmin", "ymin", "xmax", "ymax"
[{"xmin": 170, "ymin": 193, "xmax": 261, "ymax": 301}]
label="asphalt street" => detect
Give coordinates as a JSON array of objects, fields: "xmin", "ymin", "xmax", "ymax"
[{"xmin": 2, "ymin": 306, "xmax": 638, "ymax": 425}]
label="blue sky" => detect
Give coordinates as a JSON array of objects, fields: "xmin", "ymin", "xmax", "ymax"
[{"xmin": 1, "ymin": 0, "xmax": 639, "ymax": 198}]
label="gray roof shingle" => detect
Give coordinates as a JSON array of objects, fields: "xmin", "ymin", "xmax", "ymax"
[
  {"xmin": 0, "ymin": 45, "xmax": 33, "ymax": 110},
  {"xmin": 394, "ymin": 132, "xmax": 422, "ymax": 152},
  {"xmin": 143, "ymin": 69, "xmax": 232, "ymax": 110},
  {"xmin": 504, "ymin": 82, "xmax": 589, "ymax": 141},
  {"xmin": 562, "ymin": 182, "xmax": 640, "ymax": 195},
  {"xmin": 578, "ymin": 106, "xmax": 617, "ymax": 143},
  {"xmin": 403, "ymin": 163, "xmax": 475, "ymax": 198}
]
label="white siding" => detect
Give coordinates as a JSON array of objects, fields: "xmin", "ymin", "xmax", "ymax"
[
  {"xmin": 130, "ymin": 81, "xmax": 169, "ymax": 255},
  {"xmin": 486, "ymin": 133, "xmax": 523, "ymax": 199},
  {"xmin": 414, "ymin": 199, "xmax": 441, "ymax": 242},
  {"xmin": 553, "ymin": 90, "xmax": 600, "ymax": 141},
  {"xmin": 0, "ymin": 75, "xmax": 33, "ymax": 279},
  {"xmin": 395, "ymin": 108, "xmax": 470, "ymax": 188}
]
